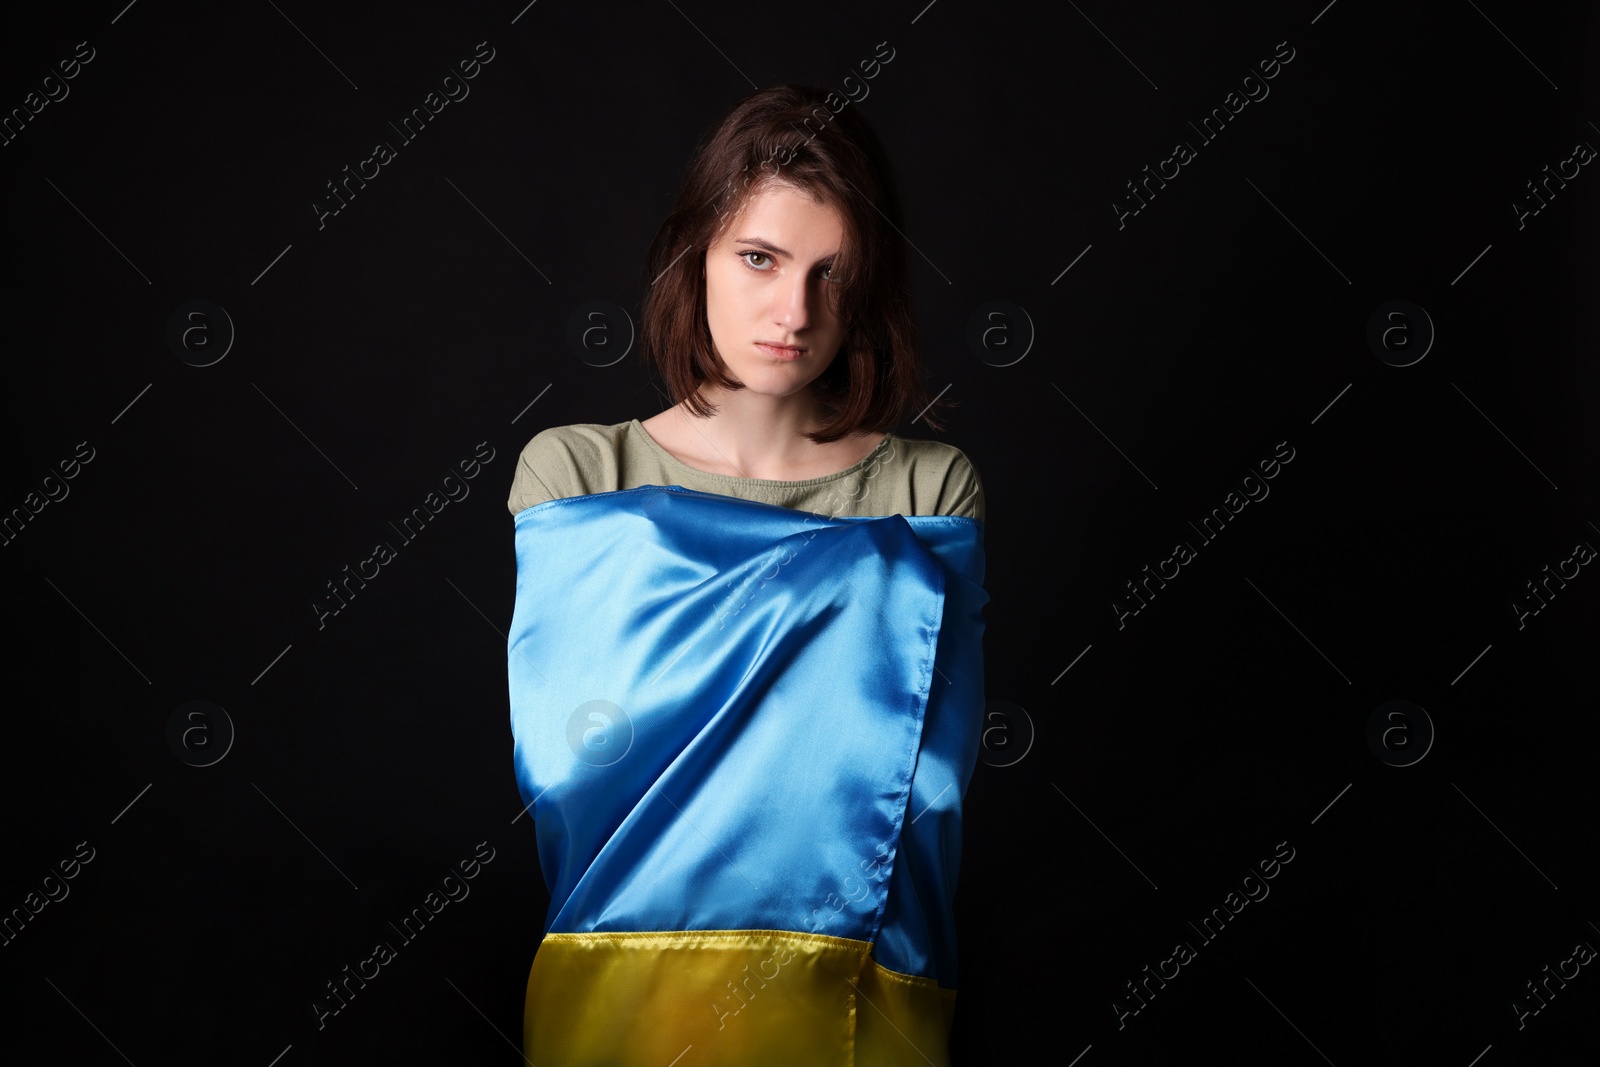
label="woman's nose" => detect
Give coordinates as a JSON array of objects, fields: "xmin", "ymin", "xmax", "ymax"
[{"xmin": 776, "ymin": 275, "xmax": 818, "ymax": 327}]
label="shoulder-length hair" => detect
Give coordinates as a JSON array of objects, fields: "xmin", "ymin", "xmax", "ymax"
[{"xmin": 638, "ymin": 83, "xmax": 953, "ymax": 443}]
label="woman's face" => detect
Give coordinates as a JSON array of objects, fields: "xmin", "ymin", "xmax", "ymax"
[{"xmin": 702, "ymin": 181, "xmax": 847, "ymax": 398}]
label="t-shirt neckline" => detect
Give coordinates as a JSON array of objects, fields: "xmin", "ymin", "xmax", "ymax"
[{"xmin": 628, "ymin": 418, "xmax": 895, "ymax": 487}]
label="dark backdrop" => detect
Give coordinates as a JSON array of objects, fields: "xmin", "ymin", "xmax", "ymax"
[{"xmin": 2, "ymin": 1, "xmax": 1596, "ymax": 1064}]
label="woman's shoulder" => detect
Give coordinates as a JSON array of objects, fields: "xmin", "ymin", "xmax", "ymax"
[
  {"xmin": 886, "ymin": 434, "xmax": 986, "ymax": 523},
  {"xmin": 507, "ymin": 421, "xmax": 630, "ymax": 515},
  {"xmin": 519, "ymin": 421, "xmax": 631, "ymax": 459}
]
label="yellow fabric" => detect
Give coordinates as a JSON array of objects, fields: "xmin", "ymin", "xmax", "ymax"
[{"xmin": 523, "ymin": 928, "xmax": 954, "ymax": 1065}]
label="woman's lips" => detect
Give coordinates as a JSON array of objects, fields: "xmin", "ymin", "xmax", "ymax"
[{"xmin": 755, "ymin": 342, "xmax": 805, "ymax": 360}]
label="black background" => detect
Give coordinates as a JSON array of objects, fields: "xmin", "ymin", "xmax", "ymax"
[{"xmin": 2, "ymin": 1, "xmax": 1596, "ymax": 1064}]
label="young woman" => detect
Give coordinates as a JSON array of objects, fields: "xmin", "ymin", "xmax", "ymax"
[{"xmin": 506, "ymin": 83, "xmax": 989, "ymax": 1065}]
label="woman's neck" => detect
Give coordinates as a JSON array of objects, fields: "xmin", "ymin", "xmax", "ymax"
[{"xmin": 648, "ymin": 387, "xmax": 879, "ymax": 481}]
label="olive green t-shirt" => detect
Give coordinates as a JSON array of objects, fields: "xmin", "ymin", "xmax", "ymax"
[{"xmin": 506, "ymin": 419, "xmax": 985, "ymax": 523}]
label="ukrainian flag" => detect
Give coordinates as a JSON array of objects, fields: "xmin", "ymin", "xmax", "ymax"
[{"xmin": 507, "ymin": 485, "xmax": 987, "ymax": 1064}]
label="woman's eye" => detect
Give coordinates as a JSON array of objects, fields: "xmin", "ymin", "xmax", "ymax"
[{"xmin": 741, "ymin": 252, "xmax": 835, "ymax": 280}]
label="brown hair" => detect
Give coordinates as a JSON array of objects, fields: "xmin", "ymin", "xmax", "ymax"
[{"xmin": 638, "ymin": 83, "xmax": 953, "ymax": 444}]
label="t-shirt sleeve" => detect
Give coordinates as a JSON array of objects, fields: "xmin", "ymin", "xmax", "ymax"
[
  {"xmin": 935, "ymin": 449, "xmax": 986, "ymax": 524},
  {"xmin": 507, "ymin": 428, "xmax": 585, "ymax": 516}
]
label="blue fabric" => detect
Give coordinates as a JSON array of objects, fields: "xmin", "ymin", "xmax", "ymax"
[{"xmin": 507, "ymin": 485, "xmax": 987, "ymax": 986}]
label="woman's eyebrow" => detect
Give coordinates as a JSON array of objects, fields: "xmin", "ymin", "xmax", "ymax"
[{"xmin": 734, "ymin": 236, "xmax": 838, "ymax": 260}]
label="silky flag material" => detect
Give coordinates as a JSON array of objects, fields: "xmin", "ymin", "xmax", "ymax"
[{"xmin": 507, "ymin": 485, "xmax": 988, "ymax": 1065}]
